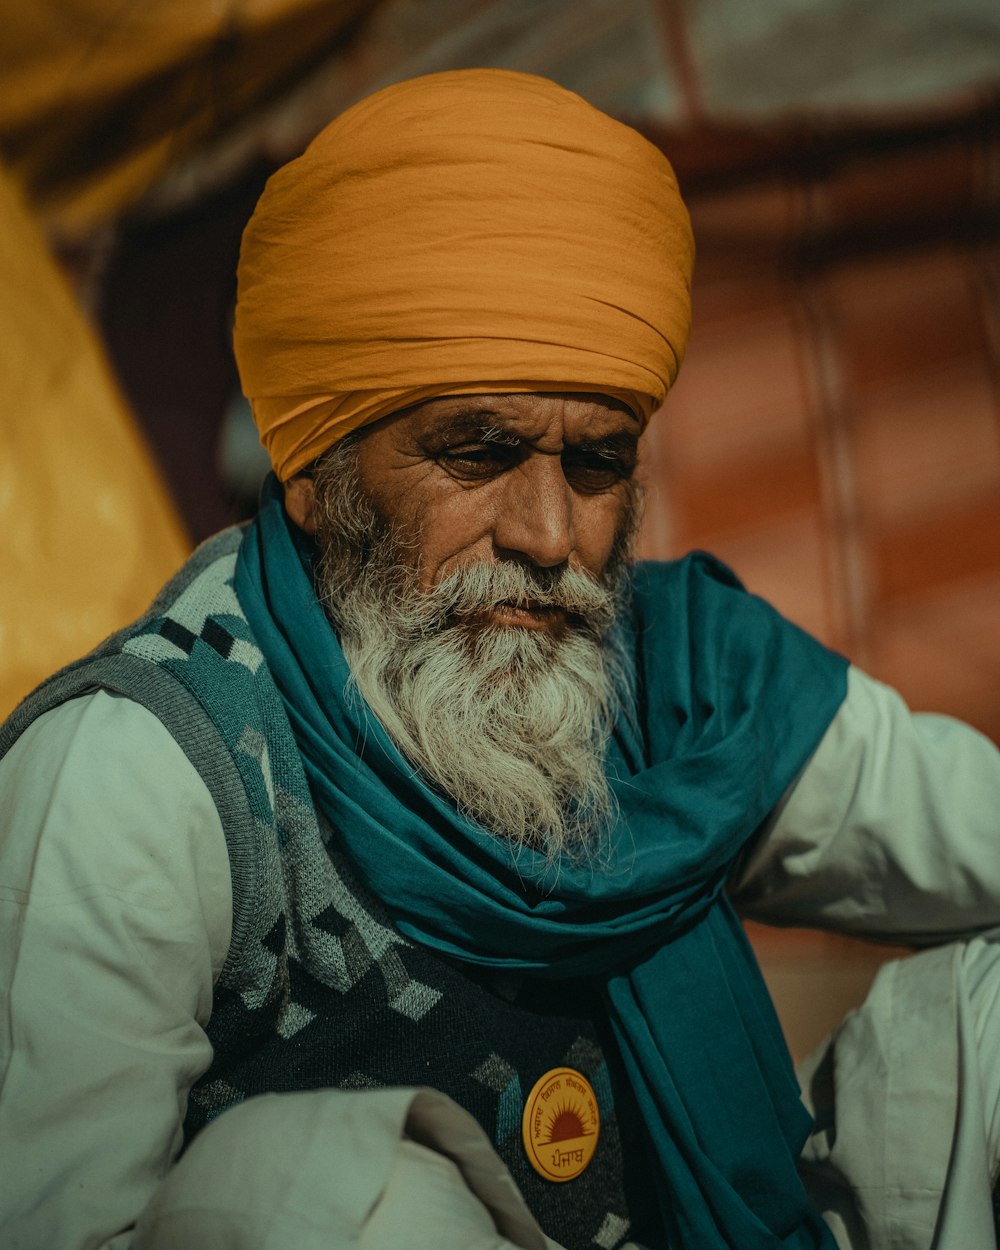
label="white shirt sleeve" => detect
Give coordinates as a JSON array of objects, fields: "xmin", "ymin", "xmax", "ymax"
[
  {"xmin": 0, "ymin": 690, "xmax": 232, "ymax": 1249},
  {"xmin": 732, "ymin": 666, "xmax": 1000, "ymax": 943},
  {"xmin": 0, "ymin": 691, "xmax": 566, "ymax": 1250},
  {"xmin": 732, "ymin": 668, "xmax": 1000, "ymax": 1248}
]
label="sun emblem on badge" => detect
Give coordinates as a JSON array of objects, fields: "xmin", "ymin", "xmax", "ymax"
[
  {"xmin": 545, "ymin": 1102, "xmax": 592, "ymax": 1142},
  {"xmin": 522, "ymin": 1067, "xmax": 601, "ymax": 1182}
]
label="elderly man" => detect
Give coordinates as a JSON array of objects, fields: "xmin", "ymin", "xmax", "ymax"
[{"xmin": 1, "ymin": 69, "xmax": 999, "ymax": 1250}]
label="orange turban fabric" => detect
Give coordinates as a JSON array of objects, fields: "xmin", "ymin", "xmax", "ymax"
[{"xmin": 234, "ymin": 69, "xmax": 694, "ymax": 481}]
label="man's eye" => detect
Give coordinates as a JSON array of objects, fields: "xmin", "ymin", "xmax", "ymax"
[
  {"xmin": 562, "ymin": 452, "xmax": 633, "ymax": 493},
  {"xmin": 438, "ymin": 444, "xmax": 519, "ymax": 479}
]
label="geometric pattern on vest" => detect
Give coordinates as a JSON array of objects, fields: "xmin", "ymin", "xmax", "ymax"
[
  {"xmin": 187, "ymin": 812, "xmax": 663, "ymax": 1250},
  {"xmin": 0, "ymin": 529, "xmax": 658, "ymax": 1250}
]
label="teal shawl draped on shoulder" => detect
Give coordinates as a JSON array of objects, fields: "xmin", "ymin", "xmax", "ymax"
[{"xmin": 234, "ymin": 478, "xmax": 846, "ymax": 1250}]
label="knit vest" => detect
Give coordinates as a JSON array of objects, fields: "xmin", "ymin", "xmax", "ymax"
[{"xmin": 1, "ymin": 530, "xmax": 661, "ymax": 1250}]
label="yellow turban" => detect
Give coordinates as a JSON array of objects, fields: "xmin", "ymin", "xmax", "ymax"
[{"xmin": 234, "ymin": 69, "xmax": 694, "ymax": 482}]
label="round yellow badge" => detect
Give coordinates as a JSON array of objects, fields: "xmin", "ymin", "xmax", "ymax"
[{"xmin": 521, "ymin": 1066, "xmax": 600, "ymax": 1182}]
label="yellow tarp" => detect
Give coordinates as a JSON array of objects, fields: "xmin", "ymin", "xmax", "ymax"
[
  {"xmin": 0, "ymin": 161, "xmax": 189, "ymax": 719},
  {"xmin": 0, "ymin": 0, "xmax": 371, "ymax": 235}
]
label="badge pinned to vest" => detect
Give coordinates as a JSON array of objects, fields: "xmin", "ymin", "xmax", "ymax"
[{"xmin": 522, "ymin": 1067, "xmax": 600, "ymax": 1182}]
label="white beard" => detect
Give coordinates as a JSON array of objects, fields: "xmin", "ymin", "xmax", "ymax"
[{"xmin": 311, "ymin": 441, "xmax": 636, "ymax": 860}]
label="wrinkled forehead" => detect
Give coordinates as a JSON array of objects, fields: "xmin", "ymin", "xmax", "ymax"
[{"xmin": 380, "ymin": 391, "xmax": 643, "ymax": 441}]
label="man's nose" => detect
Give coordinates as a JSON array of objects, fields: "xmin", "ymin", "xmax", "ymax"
[{"xmin": 492, "ymin": 455, "xmax": 575, "ymax": 568}]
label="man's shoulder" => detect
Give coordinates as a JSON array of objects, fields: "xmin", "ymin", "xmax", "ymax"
[
  {"xmin": 114, "ymin": 524, "xmax": 261, "ymax": 677},
  {"xmin": 0, "ymin": 525, "xmax": 271, "ymax": 761},
  {"xmin": 1, "ymin": 525, "xmax": 298, "ymax": 897},
  {"xmin": 627, "ymin": 552, "xmax": 750, "ymax": 643},
  {"xmin": 145, "ymin": 524, "xmax": 247, "ymax": 615},
  {"xmin": 628, "ymin": 549, "xmax": 847, "ymax": 706},
  {"xmin": 632, "ymin": 551, "xmax": 745, "ymax": 597}
]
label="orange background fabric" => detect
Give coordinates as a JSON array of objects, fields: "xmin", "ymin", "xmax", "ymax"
[{"xmin": 233, "ymin": 69, "xmax": 694, "ymax": 480}]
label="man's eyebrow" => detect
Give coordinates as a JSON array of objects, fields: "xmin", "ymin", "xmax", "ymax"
[
  {"xmin": 428, "ymin": 411, "xmax": 638, "ymax": 454},
  {"xmin": 571, "ymin": 432, "xmax": 639, "ymax": 458},
  {"xmin": 433, "ymin": 411, "xmax": 520, "ymax": 443}
]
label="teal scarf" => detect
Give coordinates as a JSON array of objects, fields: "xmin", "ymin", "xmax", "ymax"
[{"xmin": 235, "ymin": 478, "xmax": 846, "ymax": 1249}]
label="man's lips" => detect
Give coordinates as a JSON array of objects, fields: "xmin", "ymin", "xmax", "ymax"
[{"xmin": 487, "ymin": 601, "xmax": 567, "ymax": 630}]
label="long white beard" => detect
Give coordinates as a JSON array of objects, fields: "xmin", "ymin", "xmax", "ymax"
[{"xmin": 311, "ymin": 442, "xmax": 636, "ymax": 860}]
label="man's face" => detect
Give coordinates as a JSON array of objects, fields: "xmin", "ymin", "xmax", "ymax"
[
  {"xmin": 287, "ymin": 390, "xmax": 643, "ymax": 857},
  {"xmin": 347, "ymin": 391, "xmax": 641, "ymax": 625}
]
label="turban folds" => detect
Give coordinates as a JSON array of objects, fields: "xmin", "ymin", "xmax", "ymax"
[{"xmin": 234, "ymin": 69, "xmax": 694, "ymax": 481}]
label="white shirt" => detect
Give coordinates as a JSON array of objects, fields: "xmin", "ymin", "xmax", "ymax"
[{"xmin": 1, "ymin": 668, "xmax": 999, "ymax": 1250}]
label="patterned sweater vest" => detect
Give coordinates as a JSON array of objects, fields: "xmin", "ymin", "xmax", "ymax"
[{"xmin": 1, "ymin": 530, "xmax": 661, "ymax": 1250}]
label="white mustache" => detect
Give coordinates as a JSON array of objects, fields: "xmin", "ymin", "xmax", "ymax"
[{"xmin": 422, "ymin": 561, "xmax": 617, "ymax": 627}]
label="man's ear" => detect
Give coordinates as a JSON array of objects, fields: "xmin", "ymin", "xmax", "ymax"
[{"xmin": 283, "ymin": 475, "xmax": 318, "ymax": 535}]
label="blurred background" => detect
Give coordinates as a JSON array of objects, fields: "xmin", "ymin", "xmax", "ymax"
[{"xmin": 2, "ymin": 0, "xmax": 999, "ymax": 1057}]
